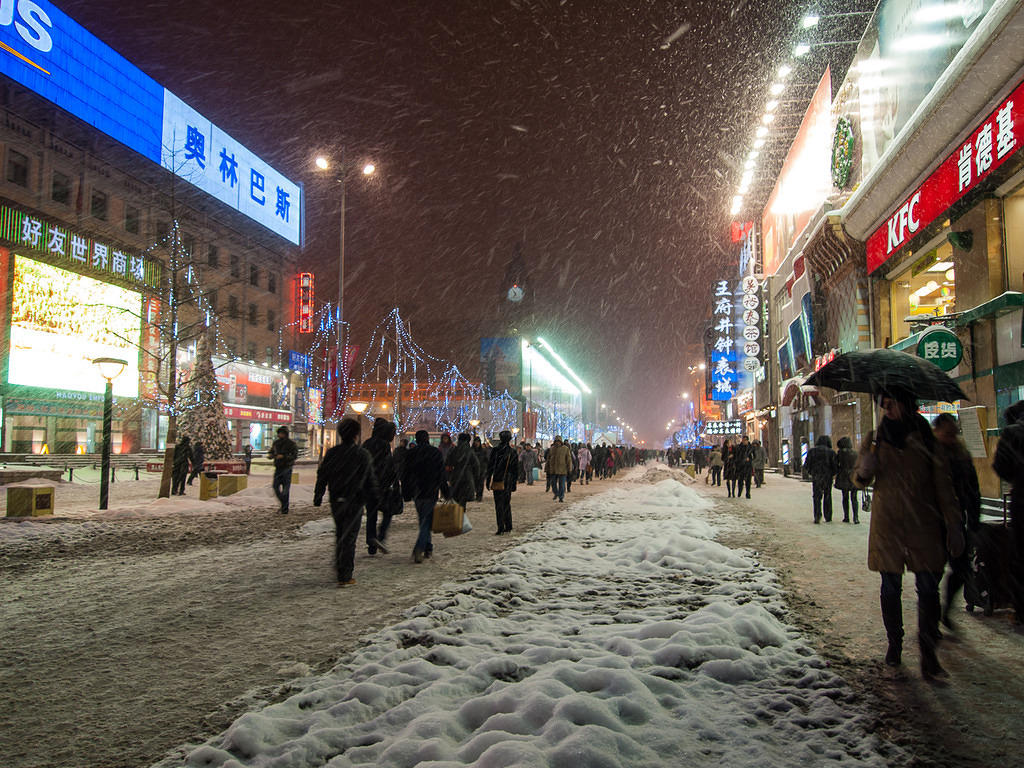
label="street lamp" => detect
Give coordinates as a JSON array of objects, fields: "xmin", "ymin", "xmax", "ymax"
[
  {"xmin": 92, "ymin": 357, "xmax": 127, "ymax": 510},
  {"xmin": 315, "ymin": 153, "xmax": 376, "ymax": 415},
  {"xmin": 469, "ymin": 418, "xmax": 480, "ymax": 435}
]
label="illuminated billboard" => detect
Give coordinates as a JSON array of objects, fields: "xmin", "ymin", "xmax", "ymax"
[
  {"xmin": 0, "ymin": 0, "xmax": 301, "ymax": 245},
  {"xmin": 8, "ymin": 255, "xmax": 141, "ymax": 397}
]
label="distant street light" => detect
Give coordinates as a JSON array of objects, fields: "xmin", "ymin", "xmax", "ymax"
[{"xmin": 92, "ymin": 357, "xmax": 127, "ymax": 511}]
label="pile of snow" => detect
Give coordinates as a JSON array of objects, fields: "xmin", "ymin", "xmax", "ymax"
[
  {"xmin": 629, "ymin": 464, "xmax": 697, "ymax": 485},
  {"xmin": 169, "ymin": 478, "xmax": 901, "ymax": 768}
]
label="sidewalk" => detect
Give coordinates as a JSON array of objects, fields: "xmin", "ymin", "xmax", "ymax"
[{"xmin": 694, "ymin": 468, "xmax": 1024, "ymax": 768}]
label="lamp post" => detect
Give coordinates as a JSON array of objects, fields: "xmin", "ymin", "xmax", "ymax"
[
  {"xmin": 92, "ymin": 357, "xmax": 127, "ymax": 510},
  {"xmin": 315, "ymin": 154, "xmax": 375, "ymax": 420},
  {"xmin": 469, "ymin": 418, "xmax": 480, "ymax": 435}
]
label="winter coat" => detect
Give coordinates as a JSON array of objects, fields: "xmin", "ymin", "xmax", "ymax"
[
  {"xmin": 547, "ymin": 442, "xmax": 573, "ymax": 475},
  {"xmin": 732, "ymin": 442, "xmax": 753, "ymax": 477},
  {"xmin": 939, "ymin": 438, "xmax": 981, "ymax": 531},
  {"xmin": 750, "ymin": 445, "xmax": 766, "ymax": 471},
  {"xmin": 805, "ymin": 436, "xmax": 837, "ymax": 485},
  {"xmin": 402, "ymin": 440, "xmax": 447, "ymax": 502},
  {"xmin": 363, "ymin": 419, "xmax": 400, "ymax": 513},
  {"xmin": 833, "ymin": 437, "xmax": 858, "ymax": 490},
  {"xmin": 709, "ymin": 449, "xmax": 723, "ymax": 468},
  {"xmin": 520, "ymin": 447, "xmax": 538, "ymax": 472},
  {"xmin": 577, "ymin": 447, "xmax": 592, "ymax": 471},
  {"xmin": 190, "ymin": 442, "xmax": 205, "ymax": 471},
  {"xmin": 994, "ymin": 415, "xmax": 1024, "ymax": 526},
  {"xmin": 172, "ymin": 439, "xmax": 192, "ymax": 472},
  {"xmin": 314, "ymin": 442, "xmax": 379, "ymax": 511},
  {"xmin": 854, "ymin": 419, "xmax": 963, "ymax": 573},
  {"xmin": 472, "ymin": 444, "xmax": 488, "ymax": 491},
  {"xmin": 721, "ymin": 444, "xmax": 737, "ymax": 480},
  {"xmin": 446, "ymin": 440, "xmax": 479, "ymax": 506},
  {"xmin": 270, "ymin": 436, "xmax": 298, "ymax": 470},
  {"xmin": 487, "ymin": 441, "xmax": 520, "ymax": 492}
]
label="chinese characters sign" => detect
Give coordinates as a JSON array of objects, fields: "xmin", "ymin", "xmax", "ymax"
[
  {"xmin": 297, "ymin": 272, "xmax": 315, "ymax": 333},
  {"xmin": 711, "ymin": 280, "xmax": 738, "ymax": 401},
  {"xmin": 0, "ymin": 203, "xmax": 160, "ymax": 289},
  {"xmin": 868, "ymin": 76, "xmax": 1024, "ymax": 273},
  {"xmin": 705, "ymin": 419, "xmax": 742, "ymax": 436},
  {"xmin": 916, "ymin": 327, "xmax": 963, "ymax": 372},
  {"xmin": 0, "ymin": 1, "xmax": 302, "ymax": 245}
]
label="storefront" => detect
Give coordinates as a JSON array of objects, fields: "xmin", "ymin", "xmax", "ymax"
[{"xmin": 0, "ymin": 203, "xmax": 160, "ymax": 454}]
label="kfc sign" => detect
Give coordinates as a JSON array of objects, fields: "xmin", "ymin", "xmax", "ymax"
[{"xmin": 868, "ymin": 77, "xmax": 1024, "ymax": 274}]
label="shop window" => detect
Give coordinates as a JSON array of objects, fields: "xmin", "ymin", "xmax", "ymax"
[
  {"xmin": 1005, "ymin": 191, "xmax": 1024, "ymax": 293},
  {"xmin": 247, "ymin": 341, "xmax": 257, "ymax": 360},
  {"xmin": 228, "ymin": 295, "xmax": 239, "ymax": 319},
  {"xmin": 124, "ymin": 205, "xmax": 140, "ymax": 234},
  {"xmin": 248, "ymin": 303, "xmax": 258, "ymax": 324},
  {"xmin": 250, "ymin": 264, "xmax": 259, "ymax": 287},
  {"xmin": 182, "ymin": 234, "xmax": 195, "ymax": 259},
  {"xmin": 91, "ymin": 189, "xmax": 108, "ymax": 220},
  {"xmin": 265, "ymin": 346, "xmax": 274, "ymax": 364},
  {"xmin": 267, "ymin": 273, "xmax": 276, "ymax": 294},
  {"xmin": 267, "ymin": 309, "xmax": 275, "ymax": 331},
  {"xmin": 230, "ymin": 253, "xmax": 240, "ymax": 278},
  {"xmin": 7, "ymin": 149, "xmax": 29, "ymax": 187},
  {"xmin": 207, "ymin": 245, "xmax": 219, "ymax": 268},
  {"xmin": 51, "ymin": 171, "xmax": 71, "ymax": 205},
  {"xmin": 888, "ymin": 246, "xmax": 957, "ymax": 343}
]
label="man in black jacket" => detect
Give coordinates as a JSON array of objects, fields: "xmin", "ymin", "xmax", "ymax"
[
  {"xmin": 733, "ymin": 435, "xmax": 754, "ymax": 499},
  {"xmin": 806, "ymin": 435, "xmax": 837, "ymax": 523},
  {"xmin": 314, "ymin": 418, "xmax": 379, "ymax": 586},
  {"xmin": 269, "ymin": 426, "xmax": 298, "ymax": 514},
  {"xmin": 402, "ymin": 430, "xmax": 448, "ymax": 563},
  {"xmin": 363, "ymin": 418, "xmax": 399, "ymax": 555},
  {"xmin": 992, "ymin": 401, "xmax": 1024, "ymax": 623},
  {"xmin": 486, "ymin": 430, "xmax": 520, "ymax": 534}
]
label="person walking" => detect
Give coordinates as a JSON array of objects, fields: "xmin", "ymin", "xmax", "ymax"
[
  {"xmin": 472, "ymin": 436, "xmax": 488, "ymax": 500},
  {"xmin": 750, "ymin": 440, "xmax": 766, "ymax": 488},
  {"xmin": 363, "ymin": 418, "xmax": 400, "ymax": 555},
  {"xmin": 806, "ymin": 435, "xmax": 837, "ymax": 523},
  {"xmin": 171, "ymin": 435, "xmax": 191, "ymax": 496},
  {"xmin": 721, "ymin": 439, "xmax": 735, "ymax": 497},
  {"xmin": 854, "ymin": 389, "xmax": 964, "ymax": 677},
  {"xmin": 269, "ymin": 426, "xmax": 298, "ymax": 514},
  {"xmin": 187, "ymin": 440, "xmax": 205, "ymax": 485},
  {"xmin": 993, "ymin": 401, "xmax": 1024, "ymax": 625},
  {"xmin": 834, "ymin": 436, "xmax": 860, "ymax": 523},
  {"xmin": 486, "ymin": 430, "xmax": 519, "ymax": 534},
  {"xmin": 447, "ymin": 433, "xmax": 480, "ymax": 509},
  {"xmin": 519, "ymin": 442, "xmax": 537, "ymax": 486},
  {"xmin": 313, "ymin": 418, "xmax": 379, "ymax": 586},
  {"xmin": 932, "ymin": 413, "xmax": 981, "ymax": 627},
  {"xmin": 733, "ymin": 435, "xmax": 754, "ymax": 499},
  {"xmin": 243, "ymin": 444, "xmax": 252, "ymax": 475},
  {"xmin": 578, "ymin": 443, "xmax": 592, "ymax": 484},
  {"xmin": 402, "ymin": 430, "xmax": 448, "ymax": 563},
  {"xmin": 708, "ymin": 445, "xmax": 723, "ymax": 486},
  {"xmin": 547, "ymin": 436, "xmax": 573, "ymax": 502}
]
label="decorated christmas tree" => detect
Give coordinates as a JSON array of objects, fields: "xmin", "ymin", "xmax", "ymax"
[{"xmin": 176, "ymin": 330, "xmax": 234, "ymax": 460}]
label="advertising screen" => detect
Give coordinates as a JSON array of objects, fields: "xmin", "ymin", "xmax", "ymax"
[{"xmin": 8, "ymin": 256, "xmax": 141, "ymax": 397}]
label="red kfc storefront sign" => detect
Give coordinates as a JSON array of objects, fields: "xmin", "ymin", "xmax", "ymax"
[
  {"xmin": 867, "ymin": 77, "xmax": 1024, "ymax": 274},
  {"xmin": 223, "ymin": 404, "xmax": 292, "ymax": 424}
]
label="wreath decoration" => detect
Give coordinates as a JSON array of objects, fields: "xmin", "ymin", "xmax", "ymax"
[{"xmin": 831, "ymin": 116, "xmax": 854, "ymax": 189}]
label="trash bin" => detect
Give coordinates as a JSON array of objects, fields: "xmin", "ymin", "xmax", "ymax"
[
  {"xmin": 199, "ymin": 472, "xmax": 220, "ymax": 500},
  {"xmin": 6, "ymin": 486, "xmax": 54, "ymax": 517}
]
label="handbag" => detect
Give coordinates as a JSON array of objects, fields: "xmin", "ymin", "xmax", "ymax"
[{"xmin": 491, "ymin": 450, "xmax": 512, "ymax": 491}]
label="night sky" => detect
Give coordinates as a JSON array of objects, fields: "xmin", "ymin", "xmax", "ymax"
[{"xmin": 59, "ymin": 0, "xmax": 863, "ymax": 442}]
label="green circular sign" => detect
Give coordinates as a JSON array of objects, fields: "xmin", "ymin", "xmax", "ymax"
[{"xmin": 916, "ymin": 327, "xmax": 963, "ymax": 371}]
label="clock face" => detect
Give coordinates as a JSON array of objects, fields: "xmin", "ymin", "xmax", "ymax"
[{"xmin": 507, "ymin": 285, "xmax": 524, "ymax": 302}]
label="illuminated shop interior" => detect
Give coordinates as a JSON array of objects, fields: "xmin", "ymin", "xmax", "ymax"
[{"xmin": 889, "ymin": 241, "xmax": 957, "ymax": 342}]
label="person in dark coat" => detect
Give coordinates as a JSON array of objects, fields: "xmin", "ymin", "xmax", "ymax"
[
  {"xmin": 486, "ymin": 430, "xmax": 520, "ymax": 534},
  {"xmin": 933, "ymin": 413, "xmax": 981, "ymax": 627},
  {"xmin": 171, "ymin": 436, "xmax": 191, "ymax": 495},
  {"xmin": 733, "ymin": 436, "xmax": 754, "ymax": 499},
  {"xmin": 750, "ymin": 440, "xmax": 767, "ymax": 488},
  {"xmin": 314, "ymin": 418, "xmax": 379, "ymax": 586},
  {"xmin": 269, "ymin": 426, "xmax": 298, "ymax": 514},
  {"xmin": 471, "ymin": 436, "xmax": 488, "ymax": 500},
  {"xmin": 721, "ymin": 439, "xmax": 735, "ymax": 497},
  {"xmin": 447, "ymin": 433, "xmax": 479, "ymax": 507},
  {"xmin": 393, "ymin": 437, "xmax": 409, "ymax": 481},
  {"xmin": 806, "ymin": 435, "xmax": 837, "ymax": 523},
  {"xmin": 243, "ymin": 444, "xmax": 252, "ymax": 475},
  {"xmin": 363, "ymin": 418, "xmax": 400, "ymax": 555},
  {"xmin": 834, "ymin": 436, "xmax": 860, "ymax": 523},
  {"xmin": 854, "ymin": 389, "xmax": 964, "ymax": 676},
  {"xmin": 992, "ymin": 400, "xmax": 1024, "ymax": 624},
  {"xmin": 402, "ymin": 430, "xmax": 448, "ymax": 563},
  {"xmin": 187, "ymin": 440, "xmax": 205, "ymax": 485}
]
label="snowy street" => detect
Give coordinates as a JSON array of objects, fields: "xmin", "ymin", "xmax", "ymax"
[{"xmin": 3, "ymin": 464, "xmax": 1022, "ymax": 767}]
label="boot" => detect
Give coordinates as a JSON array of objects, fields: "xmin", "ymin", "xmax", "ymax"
[
  {"xmin": 919, "ymin": 592, "xmax": 948, "ymax": 679},
  {"xmin": 881, "ymin": 591, "xmax": 904, "ymax": 666}
]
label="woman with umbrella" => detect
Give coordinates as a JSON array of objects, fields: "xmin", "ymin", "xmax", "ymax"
[{"xmin": 853, "ymin": 387, "xmax": 964, "ymax": 678}]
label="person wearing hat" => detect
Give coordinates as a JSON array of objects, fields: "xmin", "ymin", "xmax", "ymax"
[
  {"xmin": 269, "ymin": 425, "xmax": 298, "ymax": 514},
  {"xmin": 486, "ymin": 430, "xmax": 520, "ymax": 534}
]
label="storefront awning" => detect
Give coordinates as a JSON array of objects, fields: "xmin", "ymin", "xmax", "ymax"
[{"xmin": 952, "ymin": 291, "xmax": 1024, "ymax": 327}]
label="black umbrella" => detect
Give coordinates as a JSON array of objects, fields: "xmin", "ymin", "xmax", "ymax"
[{"xmin": 803, "ymin": 348, "xmax": 968, "ymax": 403}]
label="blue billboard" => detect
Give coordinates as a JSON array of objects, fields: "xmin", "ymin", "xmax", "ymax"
[{"xmin": 0, "ymin": 0, "xmax": 302, "ymax": 245}]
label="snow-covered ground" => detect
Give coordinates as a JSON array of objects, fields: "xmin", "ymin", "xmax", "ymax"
[{"xmin": 163, "ymin": 472, "xmax": 903, "ymax": 767}]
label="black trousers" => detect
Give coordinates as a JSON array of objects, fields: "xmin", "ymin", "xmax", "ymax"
[
  {"xmin": 332, "ymin": 501, "xmax": 363, "ymax": 582},
  {"xmin": 812, "ymin": 480, "xmax": 833, "ymax": 521},
  {"xmin": 737, "ymin": 473, "xmax": 751, "ymax": 497},
  {"xmin": 365, "ymin": 505, "xmax": 393, "ymax": 548},
  {"xmin": 493, "ymin": 489, "xmax": 513, "ymax": 532}
]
